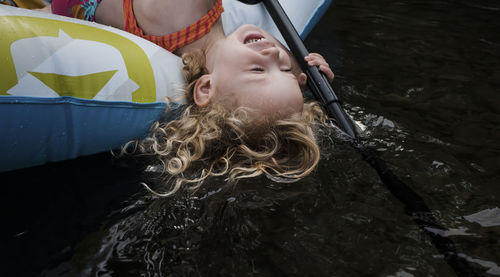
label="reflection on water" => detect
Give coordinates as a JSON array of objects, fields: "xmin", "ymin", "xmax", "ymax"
[
  {"xmin": 1, "ymin": 0, "xmax": 500, "ymax": 276},
  {"xmin": 464, "ymin": 208, "xmax": 500, "ymax": 228}
]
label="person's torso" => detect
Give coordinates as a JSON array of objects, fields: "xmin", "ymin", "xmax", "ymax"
[{"xmin": 96, "ymin": 0, "xmax": 219, "ymax": 53}]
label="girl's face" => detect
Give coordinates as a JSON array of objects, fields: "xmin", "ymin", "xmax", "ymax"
[{"xmin": 202, "ymin": 24, "xmax": 304, "ymax": 123}]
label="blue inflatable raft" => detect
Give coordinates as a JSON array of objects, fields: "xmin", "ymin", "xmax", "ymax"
[{"xmin": 0, "ymin": 0, "xmax": 332, "ymax": 172}]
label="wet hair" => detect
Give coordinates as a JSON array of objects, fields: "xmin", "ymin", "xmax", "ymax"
[{"xmin": 125, "ymin": 51, "xmax": 328, "ymax": 197}]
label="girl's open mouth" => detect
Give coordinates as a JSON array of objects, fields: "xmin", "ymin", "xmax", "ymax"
[
  {"xmin": 243, "ymin": 33, "xmax": 275, "ymax": 51},
  {"xmin": 243, "ymin": 33, "xmax": 266, "ymax": 44}
]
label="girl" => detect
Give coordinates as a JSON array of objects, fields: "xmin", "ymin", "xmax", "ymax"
[{"xmin": 41, "ymin": 0, "xmax": 336, "ymax": 195}]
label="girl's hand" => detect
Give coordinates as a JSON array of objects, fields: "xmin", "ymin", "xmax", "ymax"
[{"xmin": 304, "ymin": 53, "xmax": 335, "ymax": 83}]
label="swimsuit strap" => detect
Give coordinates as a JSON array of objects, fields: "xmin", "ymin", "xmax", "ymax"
[{"xmin": 123, "ymin": 0, "xmax": 224, "ymax": 52}]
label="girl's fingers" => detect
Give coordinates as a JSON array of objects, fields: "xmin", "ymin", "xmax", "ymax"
[
  {"xmin": 305, "ymin": 54, "xmax": 329, "ymax": 67},
  {"xmin": 308, "ymin": 53, "xmax": 324, "ymax": 59},
  {"xmin": 305, "ymin": 53, "xmax": 323, "ymax": 58},
  {"xmin": 307, "ymin": 59, "xmax": 329, "ymax": 67},
  {"xmin": 319, "ymin": 65, "xmax": 335, "ymax": 82},
  {"xmin": 304, "ymin": 53, "xmax": 334, "ymax": 82},
  {"xmin": 304, "ymin": 53, "xmax": 325, "ymax": 61}
]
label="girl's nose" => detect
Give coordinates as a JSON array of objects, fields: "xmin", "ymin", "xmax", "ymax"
[
  {"xmin": 260, "ymin": 46, "xmax": 280, "ymax": 59},
  {"xmin": 261, "ymin": 47, "xmax": 291, "ymax": 68}
]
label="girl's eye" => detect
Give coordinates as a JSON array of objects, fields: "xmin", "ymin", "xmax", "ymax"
[
  {"xmin": 251, "ymin": 67, "xmax": 264, "ymax": 72},
  {"xmin": 282, "ymin": 68, "xmax": 292, "ymax": 72}
]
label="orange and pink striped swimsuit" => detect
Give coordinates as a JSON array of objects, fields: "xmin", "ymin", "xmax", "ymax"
[{"xmin": 123, "ymin": 0, "xmax": 224, "ymax": 52}]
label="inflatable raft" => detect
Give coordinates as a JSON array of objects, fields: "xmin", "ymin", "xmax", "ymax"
[{"xmin": 0, "ymin": 0, "xmax": 332, "ymax": 172}]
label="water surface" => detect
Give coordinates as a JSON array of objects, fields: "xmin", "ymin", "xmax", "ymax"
[{"xmin": 1, "ymin": 0, "xmax": 499, "ymax": 276}]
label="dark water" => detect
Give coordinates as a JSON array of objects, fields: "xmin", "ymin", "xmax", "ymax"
[{"xmin": 1, "ymin": 0, "xmax": 500, "ymax": 276}]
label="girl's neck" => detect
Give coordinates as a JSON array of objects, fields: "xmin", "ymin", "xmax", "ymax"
[{"xmin": 176, "ymin": 21, "xmax": 226, "ymax": 68}]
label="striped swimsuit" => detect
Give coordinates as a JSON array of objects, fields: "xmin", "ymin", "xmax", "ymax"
[
  {"xmin": 51, "ymin": 0, "xmax": 224, "ymax": 52},
  {"xmin": 124, "ymin": 0, "xmax": 224, "ymax": 52}
]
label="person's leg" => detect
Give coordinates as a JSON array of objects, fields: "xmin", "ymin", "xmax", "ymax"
[
  {"xmin": 34, "ymin": 3, "xmax": 51, "ymax": 12},
  {"xmin": 13, "ymin": 0, "xmax": 46, "ymax": 9}
]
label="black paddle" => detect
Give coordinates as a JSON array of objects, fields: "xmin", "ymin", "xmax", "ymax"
[{"xmin": 237, "ymin": 0, "xmax": 478, "ymax": 276}]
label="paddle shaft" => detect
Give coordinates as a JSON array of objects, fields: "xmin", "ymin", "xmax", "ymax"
[
  {"xmin": 237, "ymin": 0, "xmax": 478, "ymax": 276},
  {"xmin": 262, "ymin": 0, "xmax": 358, "ymax": 139}
]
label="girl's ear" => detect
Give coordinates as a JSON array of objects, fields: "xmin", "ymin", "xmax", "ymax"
[
  {"xmin": 193, "ymin": 75, "xmax": 214, "ymax": 107},
  {"xmin": 298, "ymin": 73, "xmax": 307, "ymax": 86}
]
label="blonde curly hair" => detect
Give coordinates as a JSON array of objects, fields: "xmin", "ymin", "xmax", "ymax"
[{"xmin": 125, "ymin": 51, "xmax": 329, "ymax": 197}]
